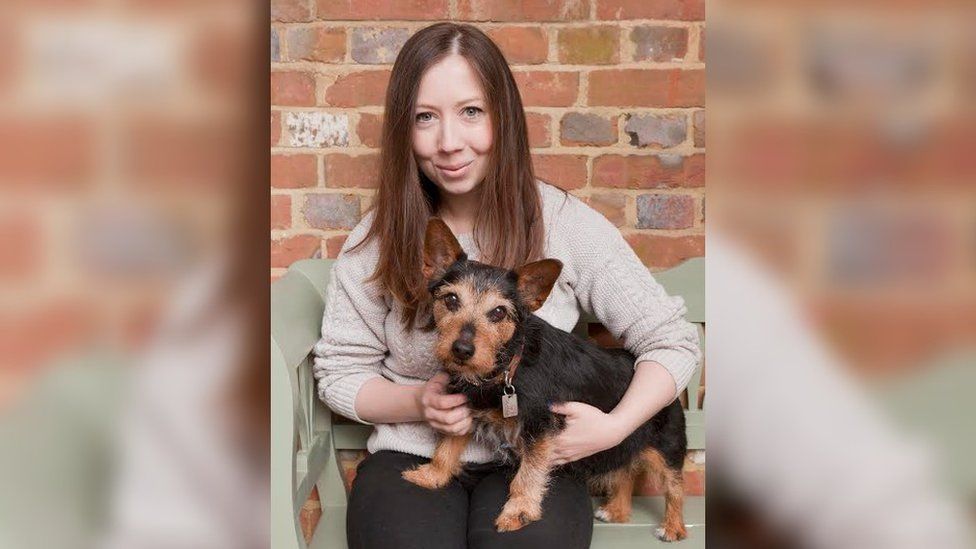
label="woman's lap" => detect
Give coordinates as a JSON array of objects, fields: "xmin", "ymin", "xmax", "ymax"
[{"xmin": 347, "ymin": 450, "xmax": 593, "ymax": 549}]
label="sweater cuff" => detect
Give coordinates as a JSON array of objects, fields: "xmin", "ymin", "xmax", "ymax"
[
  {"xmin": 635, "ymin": 349, "xmax": 699, "ymax": 400},
  {"xmin": 321, "ymin": 371, "xmax": 381, "ymax": 425}
]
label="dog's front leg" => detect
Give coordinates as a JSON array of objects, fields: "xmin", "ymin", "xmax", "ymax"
[
  {"xmin": 495, "ymin": 436, "xmax": 556, "ymax": 532},
  {"xmin": 402, "ymin": 433, "xmax": 471, "ymax": 490}
]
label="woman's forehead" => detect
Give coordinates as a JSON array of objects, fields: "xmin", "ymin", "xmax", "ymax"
[{"xmin": 416, "ymin": 55, "xmax": 485, "ymax": 107}]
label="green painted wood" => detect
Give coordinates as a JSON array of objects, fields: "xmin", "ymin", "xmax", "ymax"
[
  {"xmin": 876, "ymin": 349, "xmax": 976, "ymax": 494},
  {"xmin": 333, "ymin": 423, "xmax": 373, "ymax": 450},
  {"xmin": 291, "ymin": 258, "xmax": 335, "ymax": 300},
  {"xmin": 271, "ymin": 339, "xmax": 306, "ymax": 549},
  {"xmin": 652, "ymin": 257, "xmax": 704, "ymax": 324},
  {"xmin": 271, "ymin": 269, "xmax": 327, "ymax": 373}
]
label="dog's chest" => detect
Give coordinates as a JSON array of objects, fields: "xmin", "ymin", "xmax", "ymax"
[{"xmin": 471, "ymin": 409, "xmax": 523, "ymax": 458}]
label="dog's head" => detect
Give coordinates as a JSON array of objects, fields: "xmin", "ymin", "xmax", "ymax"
[{"xmin": 422, "ymin": 218, "xmax": 562, "ymax": 384}]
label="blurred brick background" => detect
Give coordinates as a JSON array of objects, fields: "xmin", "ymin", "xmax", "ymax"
[
  {"xmin": 0, "ymin": 3, "xmax": 251, "ymax": 406},
  {"xmin": 270, "ymin": 0, "xmax": 706, "ymax": 282},
  {"xmin": 270, "ymin": 0, "xmax": 706, "ymax": 538}
]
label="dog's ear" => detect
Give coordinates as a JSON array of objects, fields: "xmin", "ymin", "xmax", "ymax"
[
  {"xmin": 514, "ymin": 259, "xmax": 563, "ymax": 311},
  {"xmin": 423, "ymin": 218, "xmax": 466, "ymax": 281}
]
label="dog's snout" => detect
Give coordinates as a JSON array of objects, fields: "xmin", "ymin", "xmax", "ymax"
[{"xmin": 451, "ymin": 339, "xmax": 475, "ymax": 361}]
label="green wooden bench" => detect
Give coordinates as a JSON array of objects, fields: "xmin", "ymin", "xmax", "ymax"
[{"xmin": 272, "ymin": 258, "xmax": 706, "ymax": 548}]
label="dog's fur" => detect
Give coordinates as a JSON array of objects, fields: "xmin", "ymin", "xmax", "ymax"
[{"xmin": 402, "ymin": 219, "xmax": 687, "ymax": 541}]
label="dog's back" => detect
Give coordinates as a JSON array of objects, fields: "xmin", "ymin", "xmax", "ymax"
[{"xmin": 507, "ymin": 315, "xmax": 687, "ymax": 478}]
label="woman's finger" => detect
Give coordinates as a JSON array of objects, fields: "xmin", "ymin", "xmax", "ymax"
[{"xmin": 432, "ymin": 392, "xmax": 467, "ymax": 409}]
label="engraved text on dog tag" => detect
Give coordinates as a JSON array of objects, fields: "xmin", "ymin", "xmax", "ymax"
[{"xmin": 502, "ymin": 393, "xmax": 519, "ymax": 418}]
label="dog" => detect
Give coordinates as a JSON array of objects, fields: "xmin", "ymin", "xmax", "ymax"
[{"xmin": 402, "ymin": 218, "xmax": 688, "ymax": 541}]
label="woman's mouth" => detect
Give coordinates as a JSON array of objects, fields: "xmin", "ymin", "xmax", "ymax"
[{"xmin": 436, "ymin": 160, "xmax": 473, "ymax": 179}]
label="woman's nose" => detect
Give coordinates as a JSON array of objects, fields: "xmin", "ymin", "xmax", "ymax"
[{"xmin": 438, "ymin": 117, "xmax": 464, "ymax": 153}]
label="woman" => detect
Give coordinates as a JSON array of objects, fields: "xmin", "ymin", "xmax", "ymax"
[{"xmin": 313, "ymin": 22, "xmax": 700, "ymax": 549}]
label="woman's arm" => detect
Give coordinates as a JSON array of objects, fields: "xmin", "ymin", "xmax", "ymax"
[
  {"xmin": 355, "ymin": 373, "xmax": 472, "ymax": 435},
  {"xmin": 549, "ymin": 360, "xmax": 675, "ymax": 465}
]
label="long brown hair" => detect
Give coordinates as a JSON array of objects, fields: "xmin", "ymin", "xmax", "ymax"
[{"xmin": 350, "ymin": 23, "xmax": 545, "ymax": 330}]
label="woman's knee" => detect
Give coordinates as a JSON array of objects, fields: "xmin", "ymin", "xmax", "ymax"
[
  {"xmin": 347, "ymin": 451, "xmax": 470, "ymax": 549},
  {"xmin": 468, "ymin": 471, "xmax": 593, "ymax": 549}
]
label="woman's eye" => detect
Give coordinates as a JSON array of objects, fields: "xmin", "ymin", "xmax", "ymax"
[
  {"xmin": 462, "ymin": 106, "xmax": 483, "ymax": 118},
  {"xmin": 487, "ymin": 306, "xmax": 507, "ymax": 323},
  {"xmin": 443, "ymin": 293, "xmax": 460, "ymax": 311},
  {"xmin": 416, "ymin": 112, "xmax": 433, "ymax": 123}
]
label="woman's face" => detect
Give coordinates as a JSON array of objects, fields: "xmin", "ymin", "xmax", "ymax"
[{"xmin": 412, "ymin": 54, "xmax": 493, "ymax": 198}]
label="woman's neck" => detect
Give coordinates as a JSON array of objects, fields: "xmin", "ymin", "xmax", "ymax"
[{"xmin": 437, "ymin": 186, "xmax": 483, "ymax": 235}]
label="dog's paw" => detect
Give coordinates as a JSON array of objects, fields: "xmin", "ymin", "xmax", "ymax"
[
  {"xmin": 495, "ymin": 498, "xmax": 542, "ymax": 532},
  {"xmin": 401, "ymin": 465, "xmax": 451, "ymax": 490},
  {"xmin": 654, "ymin": 524, "xmax": 688, "ymax": 542},
  {"xmin": 594, "ymin": 505, "xmax": 630, "ymax": 523}
]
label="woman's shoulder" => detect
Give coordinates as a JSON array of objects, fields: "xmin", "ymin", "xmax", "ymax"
[
  {"xmin": 331, "ymin": 210, "xmax": 381, "ymax": 278},
  {"xmin": 535, "ymin": 179, "xmax": 617, "ymax": 238}
]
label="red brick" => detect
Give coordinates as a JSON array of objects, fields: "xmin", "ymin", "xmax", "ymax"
[
  {"xmin": 684, "ymin": 153, "xmax": 705, "ymax": 186},
  {"xmin": 272, "ymin": 154, "xmax": 317, "ymax": 188},
  {"xmin": 286, "ymin": 27, "xmax": 345, "ymax": 63},
  {"xmin": 525, "ymin": 112, "xmax": 551, "ymax": 148},
  {"xmin": 324, "ymin": 70, "xmax": 391, "ymax": 107},
  {"xmin": 586, "ymin": 193, "xmax": 626, "ymax": 227},
  {"xmin": 631, "ymin": 26, "xmax": 688, "ymax": 63},
  {"xmin": 458, "ymin": 0, "xmax": 587, "ymax": 21},
  {"xmin": 588, "ymin": 69, "xmax": 704, "ymax": 107},
  {"xmin": 693, "ymin": 110, "xmax": 704, "ymax": 147},
  {"xmin": 271, "ymin": 0, "xmax": 311, "ymax": 22},
  {"xmin": 532, "ymin": 154, "xmax": 588, "ymax": 190},
  {"xmin": 698, "ymin": 27, "xmax": 705, "ymax": 62},
  {"xmin": 316, "ymin": 0, "xmax": 448, "ymax": 20},
  {"xmin": 271, "ymin": 234, "xmax": 321, "ymax": 268},
  {"xmin": 124, "ymin": 118, "xmax": 237, "ymax": 187},
  {"xmin": 271, "ymin": 194, "xmax": 291, "ymax": 230},
  {"xmin": 326, "ymin": 235, "xmax": 349, "ymax": 258},
  {"xmin": 0, "ymin": 116, "xmax": 95, "ymax": 190},
  {"xmin": 558, "ymin": 27, "xmax": 620, "ymax": 65},
  {"xmin": 636, "ymin": 194, "xmax": 695, "ymax": 229},
  {"xmin": 271, "ymin": 111, "xmax": 281, "ymax": 146},
  {"xmin": 560, "ymin": 112, "xmax": 617, "ymax": 146},
  {"xmin": 593, "ymin": 154, "xmax": 704, "ymax": 188},
  {"xmin": 597, "ymin": 0, "xmax": 704, "ymax": 21},
  {"xmin": 271, "ymin": 71, "xmax": 315, "ymax": 107},
  {"xmin": 487, "ymin": 27, "xmax": 549, "ymax": 65},
  {"xmin": 0, "ymin": 213, "xmax": 40, "ymax": 281},
  {"xmin": 0, "ymin": 300, "xmax": 97, "ymax": 372},
  {"xmin": 356, "ymin": 113, "xmax": 383, "ymax": 148},
  {"xmin": 514, "ymin": 71, "xmax": 579, "ymax": 107},
  {"xmin": 325, "ymin": 154, "xmax": 379, "ymax": 188},
  {"xmin": 625, "ymin": 234, "xmax": 704, "ymax": 269}
]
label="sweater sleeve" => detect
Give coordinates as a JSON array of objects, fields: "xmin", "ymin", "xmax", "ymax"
[
  {"xmin": 311, "ymin": 226, "xmax": 388, "ymax": 425},
  {"xmin": 557, "ymin": 195, "xmax": 701, "ymax": 398}
]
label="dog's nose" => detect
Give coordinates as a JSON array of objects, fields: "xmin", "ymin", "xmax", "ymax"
[{"xmin": 451, "ymin": 340, "xmax": 474, "ymax": 361}]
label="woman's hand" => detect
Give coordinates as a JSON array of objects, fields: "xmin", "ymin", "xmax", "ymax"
[
  {"xmin": 416, "ymin": 372, "xmax": 473, "ymax": 436},
  {"xmin": 549, "ymin": 401, "xmax": 627, "ymax": 466}
]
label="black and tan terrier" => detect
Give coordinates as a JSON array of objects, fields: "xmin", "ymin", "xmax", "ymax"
[{"xmin": 402, "ymin": 219, "xmax": 688, "ymax": 541}]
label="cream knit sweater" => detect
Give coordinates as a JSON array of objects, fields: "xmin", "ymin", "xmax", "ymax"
[{"xmin": 313, "ymin": 182, "xmax": 701, "ymax": 464}]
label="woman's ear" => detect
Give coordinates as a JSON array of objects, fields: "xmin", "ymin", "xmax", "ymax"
[
  {"xmin": 423, "ymin": 218, "xmax": 466, "ymax": 281},
  {"xmin": 514, "ymin": 259, "xmax": 563, "ymax": 311}
]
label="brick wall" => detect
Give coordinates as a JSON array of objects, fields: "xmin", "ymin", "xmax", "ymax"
[{"xmin": 270, "ymin": 0, "xmax": 706, "ymax": 281}]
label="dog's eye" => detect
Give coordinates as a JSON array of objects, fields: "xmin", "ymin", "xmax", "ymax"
[
  {"xmin": 443, "ymin": 293, "xmax": 460, "ymax": 311},
  {"xmin": 487, "ymin": 306, "xmax": 507, "ymax": 323}
]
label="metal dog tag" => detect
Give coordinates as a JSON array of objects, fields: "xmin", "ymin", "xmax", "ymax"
[{"xmin": 502, "ymin": 393, "xmax": 519, "ymax": 418}]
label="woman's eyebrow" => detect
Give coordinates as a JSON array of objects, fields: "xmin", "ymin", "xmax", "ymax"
[{"xmin": 415, "ymin": 97, "xmax": 484, "ymax": 110}]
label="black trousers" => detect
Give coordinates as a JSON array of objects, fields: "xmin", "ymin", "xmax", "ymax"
[{"xmin": 346, "ymin": 450, "xmax": 594, "ymax": 549}]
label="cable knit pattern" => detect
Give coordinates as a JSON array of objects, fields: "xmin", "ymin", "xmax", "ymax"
[{"xmin": 313, "ymin": 181, "xmax": 701, "ymax": 463}]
